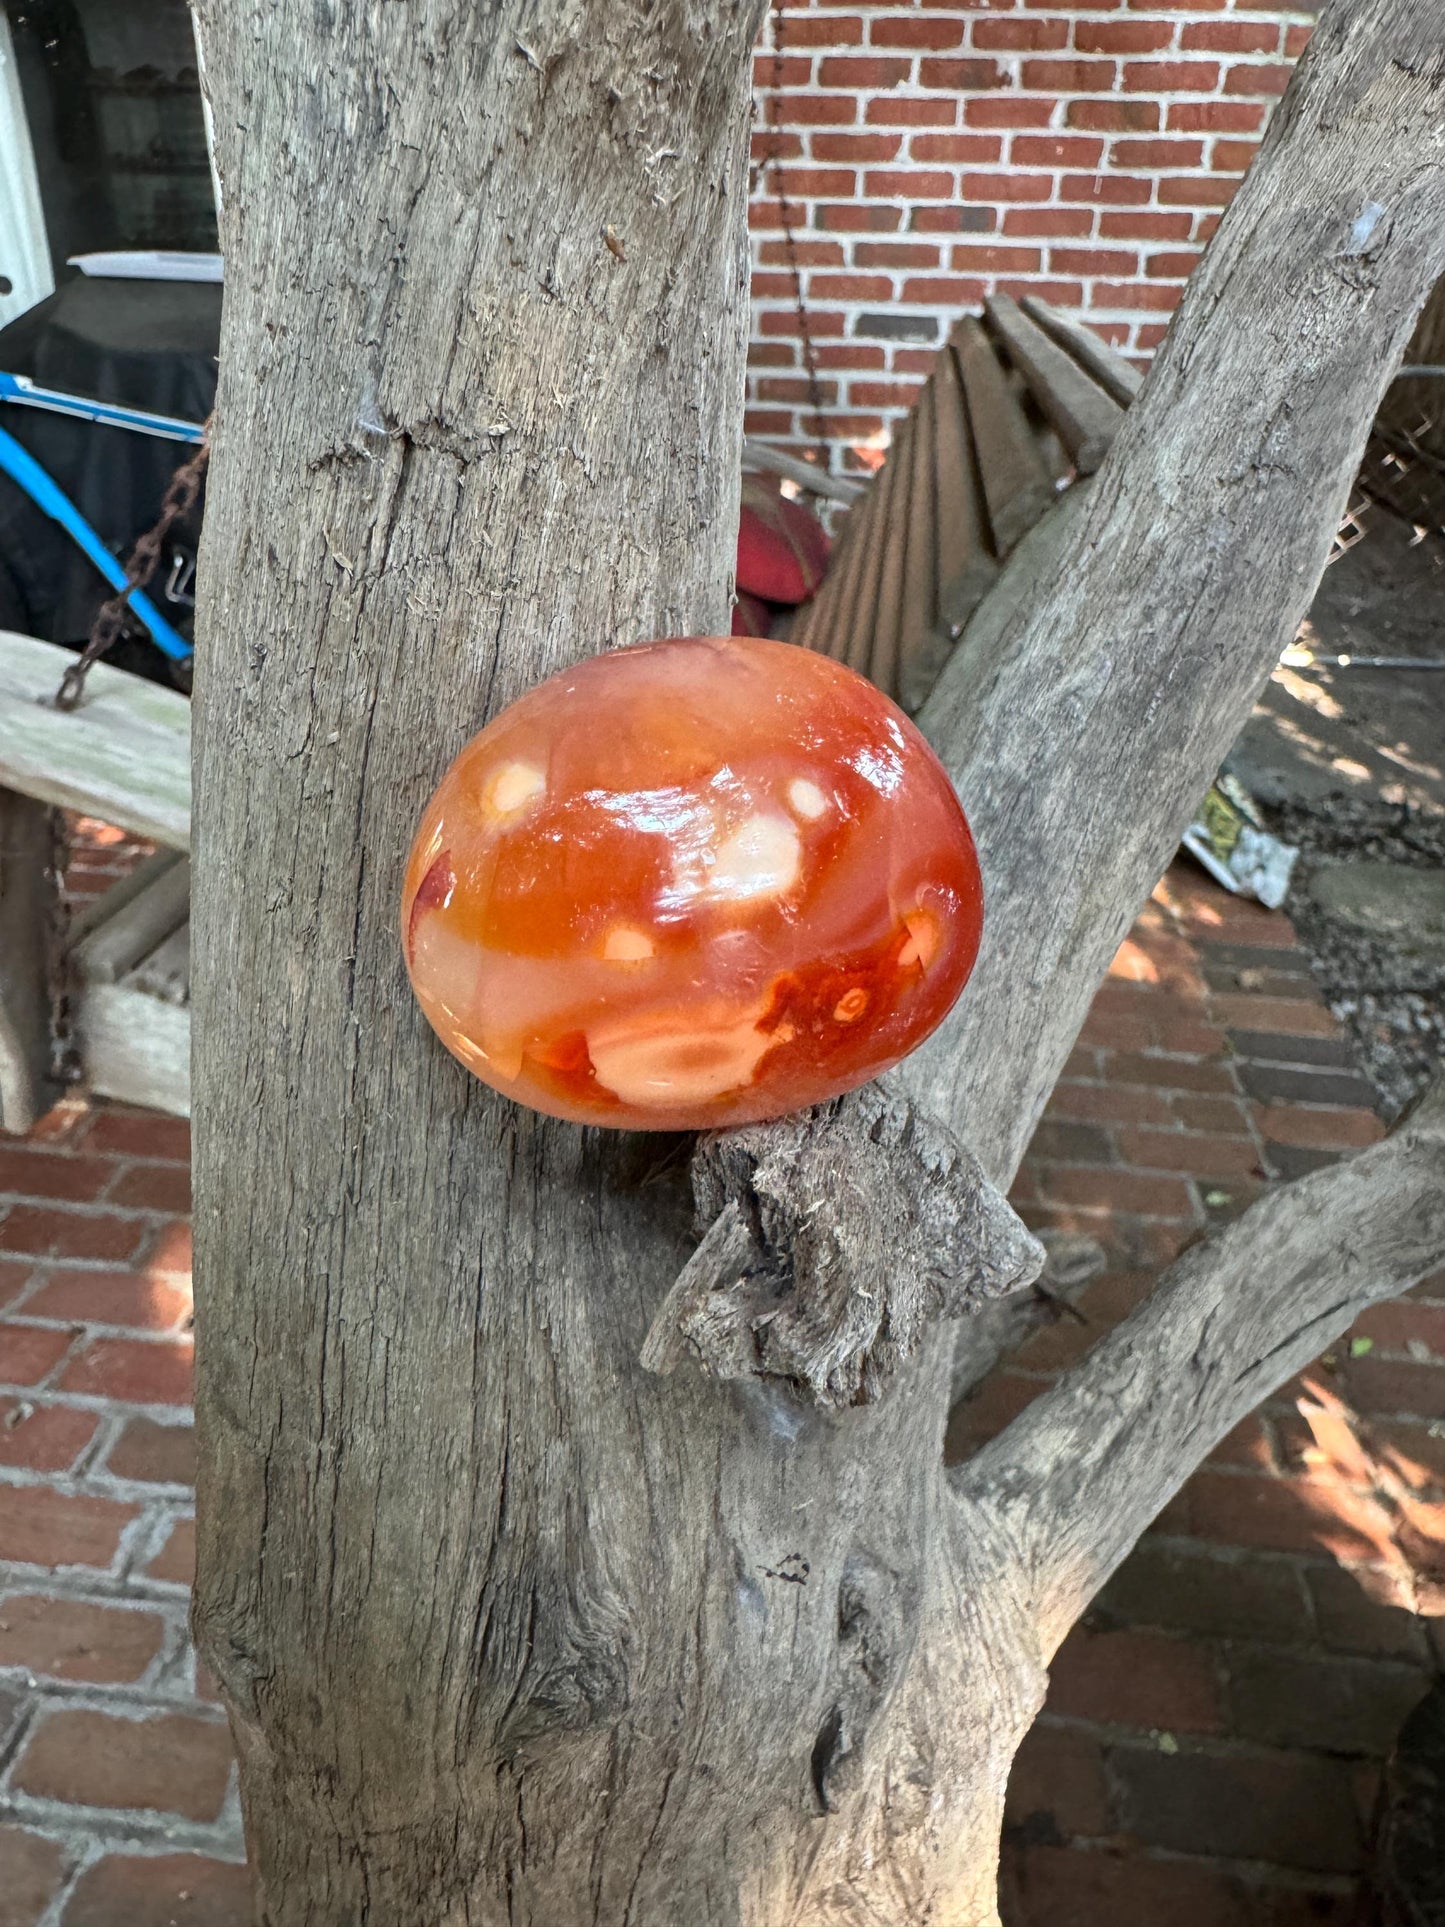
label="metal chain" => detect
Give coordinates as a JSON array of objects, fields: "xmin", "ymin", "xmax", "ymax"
[
  {"xmin": 54, "ymin": 415, "xmax": 213, "ymax": 711},
  {"xmin": 760, "ymin": 5, "xmax": 830, "ymax": 466}
]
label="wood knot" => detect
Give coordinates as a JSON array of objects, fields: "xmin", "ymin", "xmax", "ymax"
[{"xmin": 640, "ymin": 1079, "xmax": 1044, "ymax": 1408}]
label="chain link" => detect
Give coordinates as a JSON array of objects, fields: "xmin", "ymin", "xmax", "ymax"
[{"xmin": 54, "ymin": 415, "xmax": 213, "ymax": 711}]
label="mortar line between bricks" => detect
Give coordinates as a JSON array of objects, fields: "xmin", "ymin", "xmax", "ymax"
[
  {"xmin": 0, "ymin": 1685, "xmax": 37, "ymax": 1778},
  {"xmin": 0, "ymin": 1663, "xmax": 209, "ymax": 1716},
  {"xmin": 0, "ymin": 1586, "xmax": 191, "ymax": 1627},
  {"xmin": 33, "ymin": 1847, "xmax": 96, "ymax": 1927},
  {"xmin": 0, "ymin": 1562, "xmax": 192, "ymax": 1607},
  {"xmin": 0, "ymin": 1790, "xmax": 245, "ymax": 1859},
  {"xmin": 0, "ymin": 1395, "xmax": 195, "ymax": 1429},
  {"xmin": 0, "ymin": 1190, "xmax": 183, "ymax": 1220},
  {"xmin": 68, "ymin": 1409, "xmax": 125, "ymax": 1484},
  {"xmin": 4, "ymin": 1256, "xmax": 190, "ymax": 1277},
  {"xmin": 1010, "ymin": 1829, "xmax": 1358, "ymax": 1898},
  {"xmin": 0, "ymin": 1473, "xmax": 196, "ymax": 1507},
  {"xmin": 1062, "ymin": 1623, "xmax": 1432, "ymax": 1668},
  {"xmin": 0, "ymin": 1682, "xmax": 229, "ymax": 1726},
  {"xmin": 1035, "ymin": 1707, "xmax": 1405, "ymax": 1767},
  {"xmin": 1142, "ymin": 1530, "xmax": 1442, "ymax": 1581},
  {"xmin": 3, "ymin": 1309, "xmax": 193, "ymax": 1332}
]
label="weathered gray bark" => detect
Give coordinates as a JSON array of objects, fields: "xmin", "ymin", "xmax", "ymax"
[{"xmin": 190, "ymin": 4, "xmax": 1445, "ymax": 1924}]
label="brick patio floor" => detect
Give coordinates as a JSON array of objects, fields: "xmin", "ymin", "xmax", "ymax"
[{"xmin": 0, "ymin": 847, "xmax": 1440, "ymax": 1924}]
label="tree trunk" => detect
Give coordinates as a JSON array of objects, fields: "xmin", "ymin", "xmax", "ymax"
[
  {"xmin": 190, "ymin": 4, "xmax": 1445, "ymax": 1924},
  {"xmin": 190, "ymin": 3, "xmax": 1014, "ymax": 1921}
]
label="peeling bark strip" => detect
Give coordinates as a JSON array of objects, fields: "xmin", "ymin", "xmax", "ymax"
[
  {"xmin": 641, "ymin": 1082, "xmax": 1044, "ymax": 1406},
  {"xmin": 191, "ymin": 4, "xmax": 1445, "ymax": 1924}
]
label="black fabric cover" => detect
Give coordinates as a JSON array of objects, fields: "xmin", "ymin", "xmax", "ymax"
[{"xmin": 0, "ymin": 276, "xmax": 219, "ymax": 668}]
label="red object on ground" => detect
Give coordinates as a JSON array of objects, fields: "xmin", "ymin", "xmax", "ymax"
[
  {"xmin": 731, "ymin": 589, "xmax": 774, "ymax": 637},
  {"xmin": 736, "ymin": 475, "xmax": 831, "ymax": 606},
  {"xmin": 402, "ymin": 635, "xmax": 982, "ymax": 1129}
]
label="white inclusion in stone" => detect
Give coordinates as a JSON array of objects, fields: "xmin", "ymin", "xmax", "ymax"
[
  {"xmin": 706, "ymin": 812, "xmax": 802, "ymax": 902},
  {"xmin": 602, "ymin": 925, "xmax": 654, "ymax": 962},
  {"xmin": 587, "ymin": 1012, "xmax": 774, "ymax": 1108},
  {"xmin": 484, "ymin": 760, "xmax": 546, "ymax": 817},
  {"xmin": 787, "ymin": 777, "xmax": 828, "ymax": 821}
]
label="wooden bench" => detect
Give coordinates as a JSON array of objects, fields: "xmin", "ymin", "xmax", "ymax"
[
  {"xmin": 790, "ymin": 294, "xmax": 1141, "ymax": 710},
  {"xmin": 0, "ymin": 630, "xmax": 190, "ymax": 1131}
]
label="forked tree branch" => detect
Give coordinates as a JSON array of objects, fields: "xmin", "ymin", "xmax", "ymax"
[
  {"xmin": 651, "ymin": 0, "xmax": 1445, "ymax": 1403},
  {"xmin": 909, "ymin": 0, "xmax": 1445, "ymax": 1180},
  {"xmin": 956, "ymin": 1086, "xmax": 1445, "ymax": 1656}
]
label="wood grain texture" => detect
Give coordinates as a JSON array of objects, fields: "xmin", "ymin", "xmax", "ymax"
[
  {"xmin": 72, "ymin": 859, "xmax": 190, "ymax": 985},
  {"xmin": 894, "ymin": 379, "xmax": 941, "ymax": 711},
  {"xmin": 1021, "ymin": 297, "xmax": 1143, "ymax": 411},
  {"xmin": 865, "ymin": 414, "xmax": 912, "ymax": 699},
  {"xmin": 984, "ymin": 293, "xmax": 1123, "ymax": 475},
  {"xmin": 742, "ymin": 438, "xmax": 863, "ymax": 506},
  {"xmin": 127, "ymin": 920, "xmax": 190, "ymax": 1006},
  {"xmin": 189, "ymin": 4, "xmax": 1023, "ymax": 1922},
  {"xmin": 66, "ymin": 849, "xmax": 184, "ymax": 945},
  {"xmin": 0, "ymin": 632, "xmax": 189, "ymax": 849},
  {"xmin": 189, "ymin": 3, "xmax": 1445, "ymax": 1922},
  {"xmin": 77, "ymin": 980, "xmax": 189, "ymax": 1117},
  {"xmin": 789, "ymin": 477, "xmax": 867, "ymax": 658},
  {"xmin": 952, "ymin": 317, "xmax": 1054, "ymax": 558},
  {"xmin": 843, "ymin": 437, "xmax": 897, "ymax": 674},
  {"xmin": 0, "ymin": 792, "xmax": 60, "ymax": 1134}
]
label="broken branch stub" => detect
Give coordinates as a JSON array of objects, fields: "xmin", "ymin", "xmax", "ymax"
[{"xmin": 641, "ymin": 1080, "xmax": 1044, "ymax": 1408}]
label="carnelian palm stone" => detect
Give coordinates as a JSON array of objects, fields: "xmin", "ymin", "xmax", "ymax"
[{"xmin": 402, "ymin": 635, "xmax": 982, "ymax": 1130}]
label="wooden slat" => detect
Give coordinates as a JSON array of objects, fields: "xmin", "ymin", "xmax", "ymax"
[
  {"xmin": 842, "ymin": 438, "xmax": 899, "ymax": 676},
  {"xmin": 792, "ymin": 471, "xmax": 872, "ymax": 661},
  {"xmin": 72, "ymin": 857, "xmax": 191, "ymax": 985},
  {"xmin": 985, "ymin": 293, "xmax": 1124, "ymax": 475},
  {"xmin": 66, "ymin": 849, "xmax": 185, "ymax": 944},
  {"xmin": 742, "ymin": 439, "xmax": 864, "ymax": 506},
  {"xmin": 952, "ymin": 317, "xmax": 1055, "ymax": 557},
  {"xmin": 933, "ymin": 335, "xmax": 1002, "ymax": 632},
  {"xmin": 0, "ymin": 631, "xmax": 190, "ymax": 850},
  {"xmin": 895, "ymin": 379, "xmax": 941, "ymax": 712},
  {"xmin": 0, "ymin": 792, "xmax": 60, "ymax": 1134},
  {"xmin": 1021, "ymin": 296, "xmax": 1144, "ymax": 411},
  {"xmin": 925, "ymin": 478, "xmax": 1096, "ymax": 724},
  {"xmin": 77, "ymin": 981, "xmax": 189, "ymax": 1118},
  {"xmin": 867, "ymin": 413, "xmax": 914, "ymax": 701},
  {"xmin": 126, "ymin": 919, "xmax": 191, "ymax": 1007}
]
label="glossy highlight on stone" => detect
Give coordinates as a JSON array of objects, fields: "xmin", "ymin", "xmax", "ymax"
[{"xmin": 402, "ymin": 636, "xmax": 983, "ymax": 1129}]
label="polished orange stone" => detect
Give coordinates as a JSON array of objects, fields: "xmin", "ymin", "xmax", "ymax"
[{"xmin": 402, "ymin": 636, "xmax": 983, "ymax": 1129}]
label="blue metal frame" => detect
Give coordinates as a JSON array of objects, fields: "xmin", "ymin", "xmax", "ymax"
[{"xmin": 0, "ymin": 373, "xmax": 205, "ymax": 662}]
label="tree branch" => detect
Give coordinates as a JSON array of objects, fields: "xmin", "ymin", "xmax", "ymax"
[
  {"xmin": 909, "ymin": 0, "xmax": 1445, "ymax": 1181},
  {"xmin": 641, "ymin": 1079, "xmax": 1044, "ymax": 1407},
  {"xmin": 956, "ymin": 1086, "xmax": 1445, "ymax": 1656},
  {"xmin": 650, "ymin": 0, "xmax": 1445, "ymax": 1406}
]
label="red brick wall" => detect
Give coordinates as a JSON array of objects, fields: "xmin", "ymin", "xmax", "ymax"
[{"xmin": 747, "ymin": 0, "xmax": 1318, "ymax": 478}]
